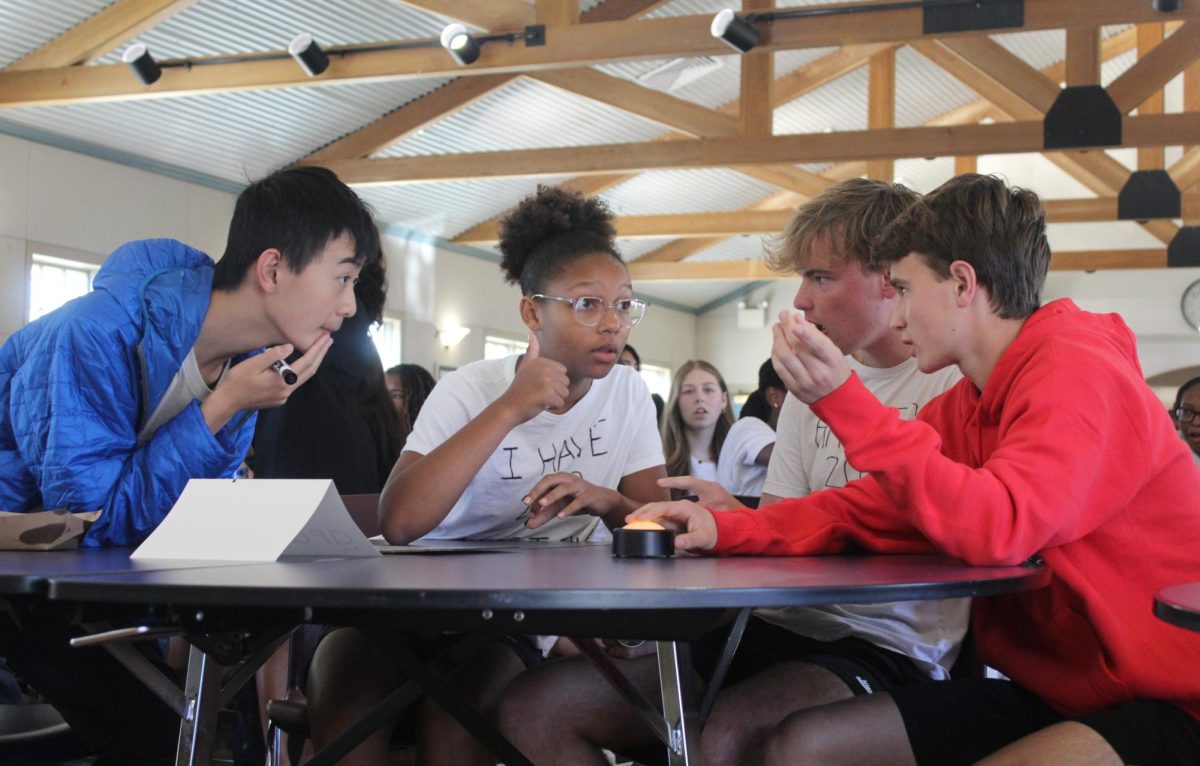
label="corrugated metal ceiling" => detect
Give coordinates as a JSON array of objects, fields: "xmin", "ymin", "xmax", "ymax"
[{"xmin": 0, "ymin": 2, "xmax": 1176, "ymax": 311}]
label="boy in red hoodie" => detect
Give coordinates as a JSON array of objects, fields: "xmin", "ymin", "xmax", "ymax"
[{"xmin": 631, "ymin": 174, "xmax": 1200, "ymax": 765}]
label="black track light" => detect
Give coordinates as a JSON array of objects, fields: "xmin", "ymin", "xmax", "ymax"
[
  {"xmin": 710, "ymin": 9, "xmax": 759, "ymax": 54},
  {"xmin": 289, "ymin": 33, "xmax": 330, "ymax": 77},
  {"xmin": 1152, "ymin": 0, "xmax": 1181, "ymax": 11},
  {"xmin": 440, "ymin": 23, "xmax": 481, "ymax": 66},
  {"xmin": 122, "ymin": 43, "xmax": 162, "ymax": 85}
]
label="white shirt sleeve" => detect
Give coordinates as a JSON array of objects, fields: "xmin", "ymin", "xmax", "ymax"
[
  {"xmin": 401, "ymin": 370, "xmax": 477, "ymax": 458},
  {"xmin": 619, "ymin": 372, "xmax": 667, "ymax": 477}
]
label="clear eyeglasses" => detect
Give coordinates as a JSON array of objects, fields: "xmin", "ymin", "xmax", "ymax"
[
  {"xmin": 1175, "ymin": 407, "xmax": 1199, "ymax": 425},
  {"xmin": 531, "ymin": 295, "xmax": 649, "ymax": 328}
]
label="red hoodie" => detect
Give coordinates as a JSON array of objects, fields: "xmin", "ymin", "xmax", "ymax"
[{"xmin": 712, "ymin": 299, "xmax": 1200, "ymax": 720}]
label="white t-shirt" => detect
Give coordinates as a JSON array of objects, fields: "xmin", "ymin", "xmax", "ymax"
[
  {"xmin": 404, "ymin": 355, "xmax": 665, "ymax": 542},
  {"xmin": 688, "ymin": 456, "xmax": 718, "ymax": 483},
  {"xmin": 715, "ymin": 417, "xmax": 776, "ymax": 497},
  {"xmin": 758, "ymin": 356, "xmax": 967, "ymax": 679}
]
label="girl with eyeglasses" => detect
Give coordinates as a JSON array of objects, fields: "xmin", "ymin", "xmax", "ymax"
[
  {"xmin": 1173, "ymin": 376, "xmax": 1200, "ymax": 465},
  {"xmin": 307, "ymin": 185, "xmax": 667, "ymax": 766}
]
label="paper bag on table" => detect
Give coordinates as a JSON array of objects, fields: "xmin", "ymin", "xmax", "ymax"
[{"xmin": 0, "ymin": 509, "xmax": 103, "ymax": 551}]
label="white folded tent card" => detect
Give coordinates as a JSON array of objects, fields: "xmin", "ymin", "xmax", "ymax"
[{"xmin": 131, "ymin": 479, "xmax": 380, "ymax": 561}]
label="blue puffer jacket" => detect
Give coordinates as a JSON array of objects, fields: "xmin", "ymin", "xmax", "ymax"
[{"xmin": 0, "ymin": 239, "xmax": 256, "ymax": 547}]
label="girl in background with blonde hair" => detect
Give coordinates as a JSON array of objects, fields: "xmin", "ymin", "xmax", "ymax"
[{"xmin": 661, "ymin": 360, "xmax": 735, "ymax": 481}]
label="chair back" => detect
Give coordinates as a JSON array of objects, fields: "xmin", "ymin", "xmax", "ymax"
[{"xmin": 340, "ymin": 494, "xmax": 381, "ymax": 538}]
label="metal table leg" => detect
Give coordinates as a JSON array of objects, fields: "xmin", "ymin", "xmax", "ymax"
[
  {"xmin": 176, "ymin": 644, "xmax": 223, "ymax": 766},
  {"xmin": 657, "ymin": 640, "xmax": 702, "ymax": 766}
]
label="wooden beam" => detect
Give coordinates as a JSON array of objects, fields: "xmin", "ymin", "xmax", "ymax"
[
  {"xmin": 773, "ymin": 43, "xmax": 897, "ymax": 103},
  {"xmin": 740, "ymin": 0, "xmax": 774, "ymax": 137},
  {"xmin": 304, "ymin": 0, "xmax": 666, "ymax": 163},
  {"xmin": 579, "ymin": 0, "xmax": 674, "ymax": 23},
  {"xmin": 316, "ymin": 113, "xmax": 1200, "ymax": 185},
  {"xmin": 866, "ymin": 48, "xmax": 895, "ymax": 181},
  {"xmin": 8, "ymin": 0, "xmax": 198, "ymax": 71},
  {"xmin": 1170, "ymin": 147, "xmax": 1200, "ymax": 191},
  {"xmin": 1187, "ymin": 58, "xmax": 1200, "ymax": 151},
  {"xmin": 954, "ymin": 156, "xmax": 977, "ymax": 175},
  {"xmin": 634, "ymin": 26, "xmax": 1145, "ymax": 270},
  {"xmin": 530, "ymin": 69, "xmax": 741, "ymax": 137},
  {"xmin": 1137, "ymin": 23, "xmax": 1165, "ymax": 170},
  {"xmin": 453, "ymin": 36, "xmax": 877, "ymax": 245},
  {"xmin": 393, "ymin": 1, "xmax": 534, "ymax": 30},
  {"xmin": 1108, "ymin": 21, "xmax": 1200, "ymax": 113},
  {"xmin": 936, "ymin": 36, "xmax": 1059, "ymax": 112},
  {"xmin": 632, "ymin": 190, "xmax": 803, "ymax": 264},
  {"xmin": 6, "ymin": 0, "xmax": 1198, "ymax": 108},
  {"xmin": 305, "ymin": 74, "xmax": 515, "ymax": 162},
  {"xmin": 1065, "ymin": 27, "xmax": 1101, "ymax": 87},
  {"xmin": 629, "ymin": 249, "xmax": 1169, "ymax": 280},
  {"xmin": 458, "ymin": 197, "xmax": 1200, "ymax": 243},
  {"xmin": 538, "ymin": 0, "xmax": 580, "ymax": 26},
  {"xmin": 919, "ymin": 35, "xmax": 1178, "ymax": 245}
]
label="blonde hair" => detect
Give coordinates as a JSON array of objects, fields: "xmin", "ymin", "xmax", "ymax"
[
  {"xmin": 764, "ymin": 178, "xmax": 921, "ymax": 273},
  {"xmin": 661, "ymin": 360, "xmax": 735, "ymax": 478}
]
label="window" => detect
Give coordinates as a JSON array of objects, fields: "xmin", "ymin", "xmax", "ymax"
[
  {"xmin": 484, "ymin": 335, "xmax": 528, "ymax": 360},
  {"xmin": 369, "ymin": 316, "xmax": 403, "ymax": 370},
  {"xmin": 639, "ymin": 363, "xmax": 672, "ymax": 400},
  {"xmin": 28, "ymin": 254, "xmax": 99, "ymax": 322}
]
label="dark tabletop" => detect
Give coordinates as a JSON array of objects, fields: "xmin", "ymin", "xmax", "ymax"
[
  {"xmin": 45, "ymin": 545, "xmax": 1048, "ymax": 612},
  {"xmin": 1155, "ymin": 582, "xmax": 1200, "ymax": 632},
  {"xmin": 0, "ymin": 548, "xmax": 260, "ymax": 595}
]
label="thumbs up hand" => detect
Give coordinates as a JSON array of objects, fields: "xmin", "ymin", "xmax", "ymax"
[{"xmin": 497, "ymin": 331, "xmax": 570, "ymax": 424}]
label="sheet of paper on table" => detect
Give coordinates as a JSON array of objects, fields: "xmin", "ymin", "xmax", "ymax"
[{"xmin": 132, "ymin": 479, "xmax": 380, "ymax": 561}]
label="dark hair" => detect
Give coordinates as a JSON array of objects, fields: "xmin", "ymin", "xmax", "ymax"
[
  {"xmin": 386, "ymin": 363, "xmax": 436, "ymax": 439},
  {"xmin": 1174, "ymin": 376, "xmax": 1200, "ymax": 413},
  {"xmin": 765, "ymin": 178, "xmax": 920, "ymax": 273},
  {"xmin": 740, "ymin": 359, "xmax": 786, "ymax": 422},
  {"xmin": 497, "ymin": 185, "xmax": 621, "ymax": 295},
  {"xmin": 213, "ymin": 166, "xmax": 381, "ymax": 290},
  {"xmin": 355, "ymin": 257, "xmax": 387, "ymax": 326},
  {"xmin": 621, "ymin": 343, "xmax": 642, "ymax": 370},
  {"xmin": 874, "ymin": 173, "xmax": 1050, "ymax": 320}
]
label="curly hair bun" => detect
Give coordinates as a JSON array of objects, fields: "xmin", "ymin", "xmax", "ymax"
[{"xmin": 497, "ymin": 185, "xmax": 620, "ymax": 293}]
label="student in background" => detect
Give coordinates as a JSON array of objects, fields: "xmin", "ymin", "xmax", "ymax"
[
  {"xmin": 1172, "ymin": 376, "xmax": 1200, "ymax": 466},
  {"xmin": 254, "ymin": 259, "xmax": 402, "ymax": 494},
  {"xmin": 715, "ymin": 359, "xmax": 785, "ymax": 505},
  {"xmin": 0, "ymin": 166, "xmax": 380, "ymax": 765},
  {"xmin": 661, "ymin": 359, "xmax": 734, "ymax": 483},
  {"xmin": 632, "ymin": 174, "xmax": 1200, "ymax": 766},
  {"xmin": 617, "ymin": 342, "xmax": 665, "ymax": 424},
  {"xmin": 385, "ymin": 363, "xmax": 436, "ymax": 442},
  {"xmin": 306, "ymin": 185, "xmax": 667, "ymax": 766}
]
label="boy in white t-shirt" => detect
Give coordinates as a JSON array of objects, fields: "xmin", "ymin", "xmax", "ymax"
[
  {"xmin": 305, "ymin": 186, "xmax": 667, "ymax": 766},
  {"xmin": 495, "ymin": 179, "xmax": 965, "ymax": 766}
]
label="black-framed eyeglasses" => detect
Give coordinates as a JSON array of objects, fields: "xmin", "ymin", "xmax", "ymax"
[
  {"xmin": 532, "ymin": 295, "xmax": 648, "ymax": 328},
  {"xmin": 1175, "ymin": 407, "xmax": 1199, "ymax": 425}
]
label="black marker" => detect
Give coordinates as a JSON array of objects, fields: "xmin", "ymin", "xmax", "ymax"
[{"xmin": 272, "ymin": 358, "xmax": 298, "ymax": 385}]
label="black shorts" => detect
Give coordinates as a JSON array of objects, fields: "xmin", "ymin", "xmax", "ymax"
[
  {"xmin": 694, "ymin": 616, "xmax": 932, "ymax": 697},
  {"xmin": 891, "ymin": 677, "xmax": 1200, "ymax": 765}
]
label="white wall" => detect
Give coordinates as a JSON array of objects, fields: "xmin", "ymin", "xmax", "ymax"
[
  {"xmin": 0, "ymin": 133, "xmax": 236, "ymax": 344},
  {"xmin": 382, "ymin": 233, "xmax": 698, "ymax": 375}
]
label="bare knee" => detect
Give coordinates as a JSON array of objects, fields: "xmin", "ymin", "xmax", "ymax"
[
  {"xmin": 764, "ymin": 708, "xmax": 844, "ymax": 766},
  {"xmin": 307, "ymin": 628, "xmax": 394, "ymax": 723}
]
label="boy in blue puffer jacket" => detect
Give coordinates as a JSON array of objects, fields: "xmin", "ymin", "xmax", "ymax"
[{"xmin": 0, "ymin": 166, "xmax": 381, "ymax": 764}]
